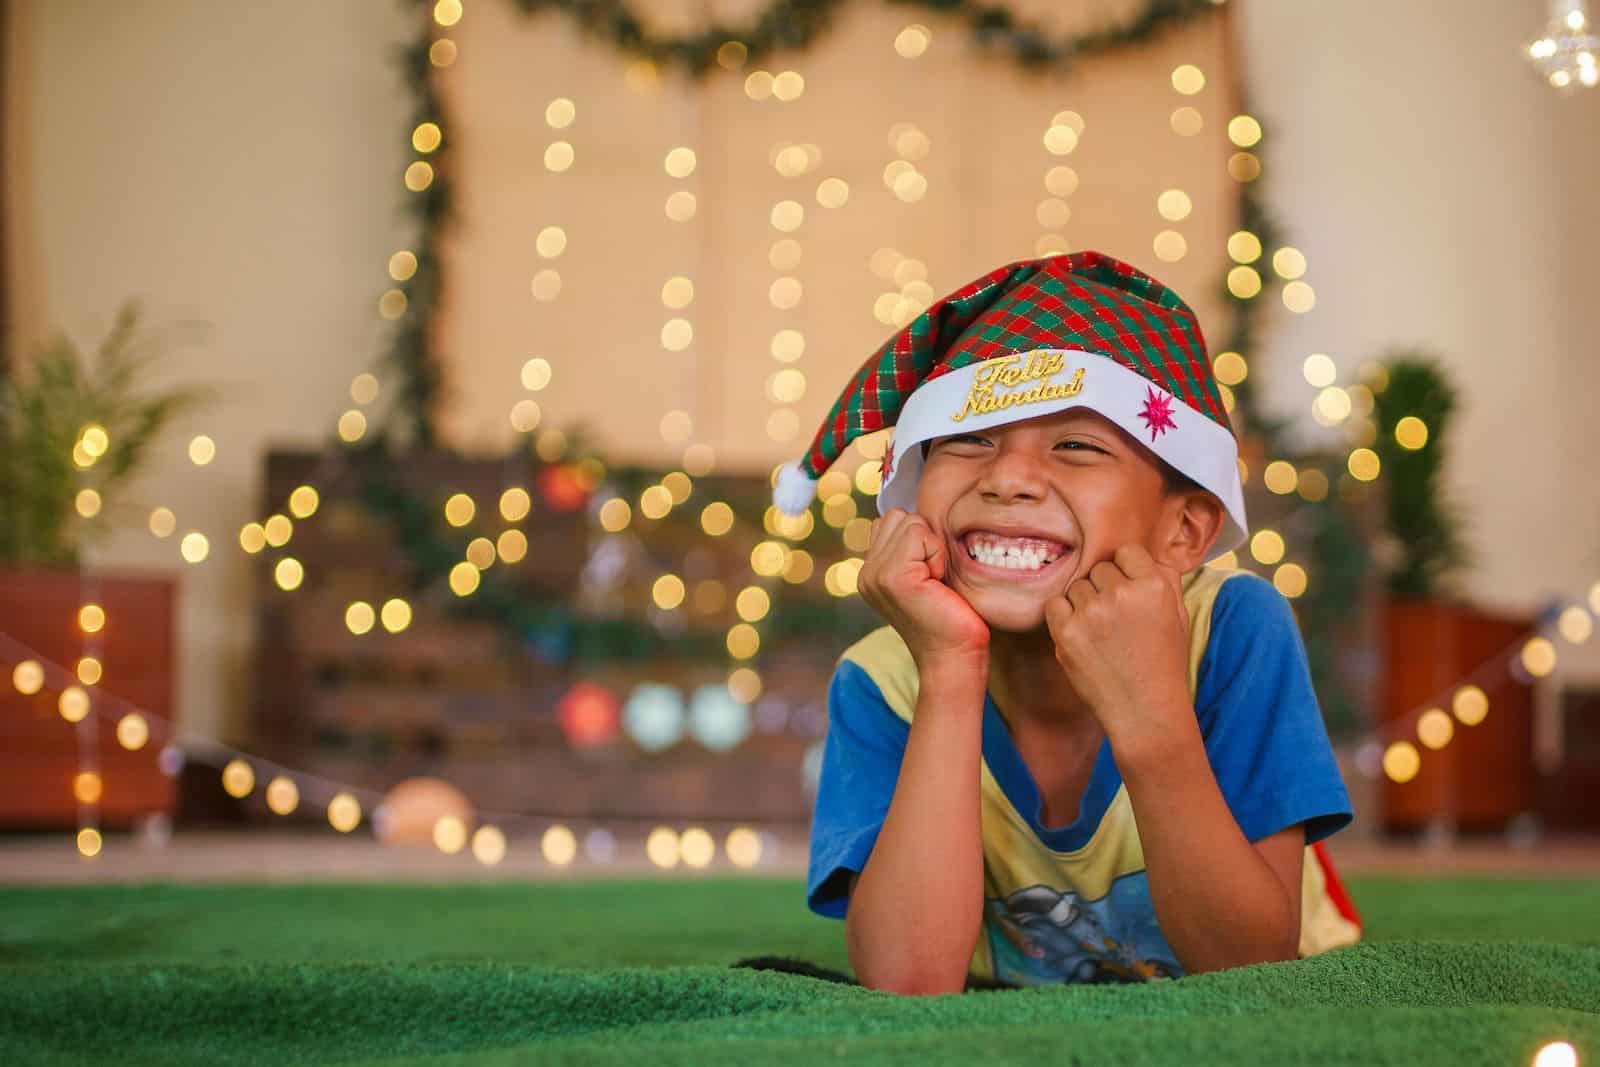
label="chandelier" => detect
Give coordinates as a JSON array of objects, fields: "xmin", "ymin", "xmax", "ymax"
[{"xmin": 1527, "ymin": 0, "xmax": 1599, "ymax": 90}]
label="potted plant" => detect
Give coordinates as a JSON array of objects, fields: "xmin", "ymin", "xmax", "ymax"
[
  {"xmin": 1369, "ymin": 355, "xmax": 1535, "ymax": 835},
  {"xmin": 0, "ymin": 302, "xmax": 212, "ymax": 828}
]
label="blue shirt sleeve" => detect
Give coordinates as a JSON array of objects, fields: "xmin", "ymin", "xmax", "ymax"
[
  {"xmin": 1194, "ymin": 573, "xmax": 1354, "ymax": 847},
  {"xmin": 805, "ymin": 659, "xmax": 910, "ymax": 919}
]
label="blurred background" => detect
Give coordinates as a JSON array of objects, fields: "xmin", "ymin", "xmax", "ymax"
[{"xmin": 2, "ymin": 0, "xmax": 1599, "ymax": 881}]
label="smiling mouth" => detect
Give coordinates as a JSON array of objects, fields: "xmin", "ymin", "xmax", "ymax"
[{"xmin": 958, "ymin": 530, "xmax": 1073, "ymax": 576}]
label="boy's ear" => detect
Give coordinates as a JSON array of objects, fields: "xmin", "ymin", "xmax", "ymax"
[{"xmin": 1158, "ymin": 489, "xmax": 1226, "ymax": 574}]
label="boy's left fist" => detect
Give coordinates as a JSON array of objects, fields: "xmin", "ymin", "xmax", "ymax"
[{"xmin": 1043, "ymin": 544, "xmax": 1192, "ymax": 750}]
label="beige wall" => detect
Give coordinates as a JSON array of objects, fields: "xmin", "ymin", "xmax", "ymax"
[
  {"xmin": 4, "ymin": 0, "xmax": 418, "ymax": 739},
  {"xmin": 1235, "ymin": 0, "xmax": 1600, "ymax": 617},
  {"xmin": 5, "ymin": 0, "xmax": 1598, "ymax": 744}
]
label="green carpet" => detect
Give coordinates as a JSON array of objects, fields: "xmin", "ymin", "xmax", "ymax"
[{"xmin": 2, "ymin": 876, "xmax": 1597, "ymax": 1065}]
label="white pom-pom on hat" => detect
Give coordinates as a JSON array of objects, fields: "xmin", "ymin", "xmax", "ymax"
[{"xmin": 772, "ymin": 459, "xmax": 817, "ymax": 516}]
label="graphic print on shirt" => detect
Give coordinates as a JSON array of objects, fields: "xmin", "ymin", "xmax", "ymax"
[{"xmin": 984, "ymin": 870, "xmax": 1181, "ymax": 986}]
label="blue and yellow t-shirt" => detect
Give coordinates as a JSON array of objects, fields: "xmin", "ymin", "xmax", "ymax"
[{"xmin": 806, "ymin": 564, "xmax": 1360, "ymax": 986}]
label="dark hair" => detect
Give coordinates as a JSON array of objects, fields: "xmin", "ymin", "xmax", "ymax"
[
  {"xmin": 918, "ymin": 438, "xmax": 1205, "ymax": 497},
  {"xmin": 1157, "ymin": 458, "xmax": 1205, "ymax": 498}
]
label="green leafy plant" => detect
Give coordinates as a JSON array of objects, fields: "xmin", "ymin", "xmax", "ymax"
[
  {"xmin": 0, "ymin": 301, "xmax": 214, "ymax": 568},
  {"xmin": 1366, "ymin": 354, "xmax": 1472, "ymax": 598}
]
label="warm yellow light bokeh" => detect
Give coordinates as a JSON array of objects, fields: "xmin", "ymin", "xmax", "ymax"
[
  {"xmin": 58, "ymin": 687, "xmax": 89, "ymax": 723},
  {"xmin": 727, "ymin": 623, "xmax": 761, "ymax": 660},
  {"xmin": 1171, "ymin": 64, "xmax": 1205, "ymax": 94},
  {"xmin": 381, "ymin": 598, "xmax": 413, "ymax": 633},
  {"xmin": 1417, "ymin": 708, "xmax": 1454, "ymax": 750},
  {"xmin": 1558, "ymin": 606, "xmax": 1593, "ymax": 644},
  {"xmin": 222, "ymin": 758, "xmax": 255, "ymax": 799},
  {"xmin": 1250, "ymin": 529, "xmax": 1286, "ymax": 566},
  {"xmin": 450, "ymin": 562, "xmax": 481, "ymax": 597},
  {"xmin": 264, "ymin": 514, "xmax": 293, "ymax": 547},
  {"xmin": 543, "ymin": 824, "xmax": 578, "ymax": 865},
  {"xmin": 646, "ymin": 826, "xmax": 681, "ymax": 868},
  {"xmin": 1453, "ymin": 685, "xmax": 1489, "ymax": 726},
  {"xmin": 1521, "ymin": 637, "xmax": 1557, "ymax": 677},
  {"xmin": 736, "ymin": 586, "xmax": 771, "ymax": 622},
  {"xmin": 12, "ymin": 660, "xmax": 44, "ymax": 695},
  {"xmin": 180, "ymin": 532, "xmax": 209, "ymax": 564},
  {"xmin": 1383, "ymin": 741, "xmax": 1421, "ymax": 783},
  {"xmin": 433, "ymin": 815, "xmax": 468, "ymax": 854},
  {"xmin": 1213, "ymin": 351, "xmax": 1248, "ymax": 385},
  {"xmin": 266, "ymin": 775, "xmax": 299, "ymax": 815},
  {"xmin": 653, "ymin": 574, "xmax": 686, "ymax": 611},
  {"xmin": 680, "ymin": 827, "xmax": 715, "ymax": 868},
  {"xmin": 345, "ymin": 601, "xmax": 376, "ymax": 635},
  {"xmin": 1347, "ymin": 448, "xmax": 1381, "ymax": 482},
  {"xmin": 1395, "ymin": 416, "xmax": 1430, "ymax": 451},
  {"xmin": 328, "ymin": 793, "xmax": 362, "ymax": 833},
  {"xmin": 274, "ymin": 557, "xmax": 304, "ymax": 591},
  {"xmin": 117, "ymin": 713, "xmax": 149, "ymax": 750},
  {"xmin": 497, "ymin": 529, "xmax": 528, "ymax": 564},
  {"xmin": 74, "ymin": 771, "xmax": 102, "ymax": 804},
  {"xmin": 289, "ymin": 485, "xmax": 320, "ymax": 519},
  {"xmin": 466, "ymin": 537, "xmax": 497, "ymax": 570},
  {"xmin": 78, "ymin": 603, "xmax": 106, "ymax": 633},
  {"xmin": 728, "ymin": 667, "xmax": 762, "ymax": 703},
  {"xmin": 726, "ymin": 826, "xmax": 762, "ymax": 868},
  {"xmin": 1263, "ymin": 461, "xmax": 1298, "ymax": 495},
  {"xmin": 1273, "ymin": 563, "xmax": 1308, "ymax": 598},
  {"xmin": 444, "ymin": 493, "xmax": 476, "ymax": 527}
]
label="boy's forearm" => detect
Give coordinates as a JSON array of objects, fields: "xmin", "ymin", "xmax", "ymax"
[
  {"xmin": 1114, "ymin": 708, "xmax": 1299, "ymax": 973},
  {"xmin": 846, "ymin": 664, "xmax": 987, "ymax": 995}
]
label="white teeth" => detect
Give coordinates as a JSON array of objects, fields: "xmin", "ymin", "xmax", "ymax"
[{"xmin": 963, "ymin": 532, "xmax": 1068, "ymax": 572}]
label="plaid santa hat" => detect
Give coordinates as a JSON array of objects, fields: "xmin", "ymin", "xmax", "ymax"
[{"xmin": 773, "ymin": 251, "xmax": 1249, "ymax": 560}]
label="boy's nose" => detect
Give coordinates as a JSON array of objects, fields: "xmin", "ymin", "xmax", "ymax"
[{"xmin": 977, "ymin": 448, "xmax": 1048, "ymax": 503}]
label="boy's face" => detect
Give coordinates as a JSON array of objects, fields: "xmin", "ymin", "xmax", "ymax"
[{"xmin": 914, "ymin": 407, "xmax": 1182, "ymax": 634}]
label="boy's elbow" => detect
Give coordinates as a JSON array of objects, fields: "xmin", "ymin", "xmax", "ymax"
[
  {"xmin": 847, "ymin": 921, "xmax": 968, "ymax": 996},
  {"xmin": 857, "ymin": 964, "xmax": 967, "ymax": 996}
]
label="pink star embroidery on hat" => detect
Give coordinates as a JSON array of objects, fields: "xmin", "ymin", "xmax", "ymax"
[
  {"xmin": 879, "ymin": 437, "xmax": 895, "ymax": 480},
  {"xmin": 1139, "ymin": 387, "xmax": 1178, "ymax": 442}
]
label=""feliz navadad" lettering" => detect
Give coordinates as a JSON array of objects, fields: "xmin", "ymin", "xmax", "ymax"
[{"xmin": 950, "ymin": 352, "xmax": 1086, "ymax": 422}]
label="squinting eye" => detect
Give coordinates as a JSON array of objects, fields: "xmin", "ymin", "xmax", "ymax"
[{"xmin": 1055, "ymin": 441, "xmax": 1104, "ymax": 453}]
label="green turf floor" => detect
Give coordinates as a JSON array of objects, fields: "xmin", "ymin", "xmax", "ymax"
[{"xmin": 2, "ymin": 876, "xmax": 1597, "ymax": 1065}]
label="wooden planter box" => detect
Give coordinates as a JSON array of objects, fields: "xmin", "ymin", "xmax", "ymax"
[
  {"xmin": 1379, "ymin": 595, "xmax": 1535, "ymax": 833},
  {"xmin": 0, "ymin": 567, "xmax": 178, "ymax": 828}
]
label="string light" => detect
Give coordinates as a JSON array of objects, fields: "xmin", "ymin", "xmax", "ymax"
[
  {"xmin": 1558, "ymin": 606, "xmax": 1593, "ymax": 644},
  {"xmin": 288, "ymin": 486, "xmax": 320, "ymax": 519},
  {"xmin": 380, "ymin": 598, "xmax": 412, "ymax": 633},
  {"xmin": 1395, "ymin": 416, "xmax": 1430, "ymax": 450},
  {"xmin": 12, "ymin": 660, "xmax": 45, "ymax": 695},
  {"xmin": 543, "ymin": 824, "xmax": 578, "ymax": 865},
  {"xmin": 1228, "ymin": 115, "xmax": 1263, "ymax": 147},
  {"xmin": 1383, "ymin": 741, "xmax": 1421, "ymax": 783},
  {"xmin": 894, "ymin": 24, "xmax": 931, "ymax": 58},
  {"xmin": 1227, "ymin": 232, "xmax": 1262, "ymax": 263},
  {"xmin": 149, "ymin": 508, "xmax": 177, "ymax": 538},
  {"xmin": 264, "ymin": 515, "xmax": 293, "ymax": 546},
  {"xmin": 274, "ymin": 557, "xmax": 304, "ymax": 591}
]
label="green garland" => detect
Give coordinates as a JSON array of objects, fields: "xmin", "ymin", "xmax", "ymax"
[
  {"xmin": 1221, "ymin": 131, "xmax": 1371, "ymax": 735},
  {"xmin": 370, "ymin": 0, "xmax": 1370, "ymax": 732},
  {"xmin": 501, "ymin": 0, "xmax": 1223, "ymax": 76}
]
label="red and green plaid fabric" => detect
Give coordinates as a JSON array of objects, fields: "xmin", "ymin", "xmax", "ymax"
[{"xmin": 802, "ymin": 252, "xmax": 1234, "ymax": 478}]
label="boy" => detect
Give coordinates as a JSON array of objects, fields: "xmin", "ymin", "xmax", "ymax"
[{"xmin": 771, "ymin": 252, "xmax": 1362, "ymax": 995}]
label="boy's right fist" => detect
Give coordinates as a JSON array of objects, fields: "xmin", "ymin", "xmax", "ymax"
[{"xmin": 857, "ymin": 508, "xmax": 990, "ymax": 672}]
